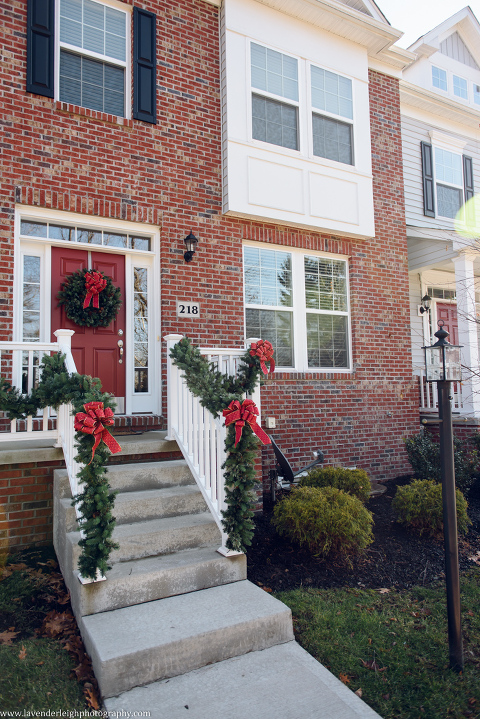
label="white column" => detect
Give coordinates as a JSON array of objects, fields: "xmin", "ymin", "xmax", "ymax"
[
  {"xmin": 453, "ymin": 252, "xmax": 480, "ymax": 416},
  {"xmin": 53, "ymin": 329, "xmax": 76, "ymax": 374}
]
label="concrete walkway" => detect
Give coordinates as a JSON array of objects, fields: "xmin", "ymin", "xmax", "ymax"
[{"xmin": 104, "ymin": 641, "xmax": 383, "ymax": 719}]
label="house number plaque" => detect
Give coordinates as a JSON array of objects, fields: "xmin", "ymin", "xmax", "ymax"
[{"xmin": 176, "ymin": 301, "xmax": 200, "ymax": 318}]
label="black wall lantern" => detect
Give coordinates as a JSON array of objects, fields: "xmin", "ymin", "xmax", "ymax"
[
  {"xmin": 184, "ymin": 231, "xmax": 198, "ymax": 263},
  {"xmin": 419, "ymin": 294, "xmax": 431, "ymax": 314}
]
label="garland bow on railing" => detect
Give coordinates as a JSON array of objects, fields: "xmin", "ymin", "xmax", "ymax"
[
  {"xmin": 249, "ymin": 339, "xmax": 275, "ymax": 375},
  {"xmin": 83, "ymin": 271, "xmax": 107, "ymax": 309},
  {"xmin": 74, "ymin": 401, "xmax": 122, "ymax": 463},
  {"xmin": 223, "ymin": 399, "xmax": 271, "ymax": 447}
]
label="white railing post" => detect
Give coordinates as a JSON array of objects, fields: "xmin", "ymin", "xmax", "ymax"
[
  {"xmin": 245, "ymin": 337, "xmax": 262, "ymax": 418},
  {"xmin": 164, "ymin": 334, "xmax": 183, "ymax": 441},
  {"xmin": 53, "ymin": 329, "xmax": 76, "ymax": 373}
]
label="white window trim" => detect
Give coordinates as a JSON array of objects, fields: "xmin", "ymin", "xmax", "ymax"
[
  {"xmin": 453, "ymin": 73, "xmax": 468, "ymax": 100},
  {"xmin": 431, "ymin": 65, "xmax": 448, "ymax": 92},
  {"xmin": 248, "ymin": 41, "xmax": 356, "ymax": 169},
  {"xmin": 14, "ymin": 206, "xmax": 161, "ymax": 415},
  {"xmin": 54, "ymin": 0, "xmax": 132, "ymax": 119},
  {"xmin": 243, "ymin": 241, "xmax": 352, "ymax": 373},
  {"xmin": 428, "ymin": 131, "xmax": 467, "ymax": 221}
]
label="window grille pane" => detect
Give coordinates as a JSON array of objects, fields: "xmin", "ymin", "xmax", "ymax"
[
  {"xmin": 245, "ymin": 308, "xmax": 293, "ymax": 367},
  {"xmin": 474, "ymin": 85, "xmax": 480, "ymax": 105},
  {"xmin": 23, "ymin": 311, "xmax": 40, "ymax": 339},
  {"xmin": 251, "ymin": 43, "xmax": 298, "ymax": 101},
  {"xmin": 312, "ymin": 114, "xmax": 353, "ymax": 165},
  {"xmin": 453, "ymin": 75, "xmax": 468, "ymax": 99},
  {"xmin": 49, "ymin": 225, "xmax": 76, "ymax": 241},
  {"xmin": 23, "ymin": 256, "xmax": 41, "ymax": 283},
  {"xmin": 435, "ymin": 148, "xmax": 462, "ymax": 186},
  {"xmin": 311, "ymin": 66, "xmax": 353, "ymax": 120},
  {"xmin": 23, "ymin": 256, "xmax": 41, "ymax": 343},
  {"xmin": 432, "ymin": 66, "xmax": 447, "ymax": 91},
  {"xmin": 437, "ymin": 184, "xmax": 463, "ymax": 219},
  {"xmin": 20, "ymin": 221, "xmax": 47, "ymax": 238},
  {"xmin": 307, "ymin": 314, "xmax": 348, "ymax": 368},
  {"xmin": 304, "ymin": 257, "xmax": 347, "ymax": 312},
  {"xmin": 104, "ymin": 232, "xmax": 127, "ymax": 248},
  {"xmin": 252, "ymin": 95, "xmax": 298, "ymax": 150},
  {"xmin": 134, "ymin": 268, "xmax": 148, "ymax": 393},
  {"xmin": 244, "ymin": 247, "xmax": 292, "ymax": 307},
  {"xmin": 60, "ymin": 51, "xmax": 125, "ymax": 115},
  {"xmin": 60, "ymin": 0, "xmax": 126, "ymax": 62},
  {"xmin": 77, "ymin": 227, "xmax": 102, "ymax": 244},
  {"xmin": 130, "ymin": 236, "xmax": 151, "ymax": 251}
]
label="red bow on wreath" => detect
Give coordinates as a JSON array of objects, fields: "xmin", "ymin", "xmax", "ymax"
[
  {"xmin": 223, "ymin": 399, "xmax": 271, "ymax": 447},
  {"xmin": 249, "ymin": 340, "xmax": 275, "ymax": 375},
  {"xmin": 83, "ymin": 271, "xmax": 107, "ymax": 309},
  {"xmin": 74, "ymin": 401, "xmax": 122, "ymax": 463}
]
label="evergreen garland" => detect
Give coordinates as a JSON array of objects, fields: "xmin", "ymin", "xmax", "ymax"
[
  {"xmin": 170, "ymin": 337, "xmax": 269, "ymax": 552},
  {"xmin": 0, "ymin": 353, "xmax": 118, "ymax": 580},
  {"xmin": 57, "ymin": 268, "xmax": 122, "ymax": 328}
]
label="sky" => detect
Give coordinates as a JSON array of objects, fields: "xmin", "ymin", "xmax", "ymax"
[{"xmin": 377, "ymin": 0, "xmax": 480, "ymax": 48}]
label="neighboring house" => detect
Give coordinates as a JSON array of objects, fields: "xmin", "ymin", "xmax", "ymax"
[
  {"xmin": 402, "ymin": 7, "xmax": 480, "ymax": 424},
  {"xmin": 0, "ymin": 0, "xmax": 419, "ymax": 548}
]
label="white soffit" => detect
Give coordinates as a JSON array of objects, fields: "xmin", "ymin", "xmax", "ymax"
[{"xmin": 400, "ymin": 81, "xmax": 480, "ymax": 129}]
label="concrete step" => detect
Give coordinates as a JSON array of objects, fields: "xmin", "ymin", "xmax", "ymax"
[
  {"xmin": 80, "ymin": 580, "xmax": 294, "ymax": 698},
  {"xmin": 54, "ymin": 460, "xmax": 194, "ymax": 499},
  {"xmin": 58, "ymin": 485, "xmax": 207, "ymax": 533},
  {"xmin": 104, "ymin": 640, "xmax": 382, "ymax": 719},
  {"xmin": 68, "ymin": 546, "xmax": 246, "ymax": 617},
  {"xmin": 66, "ymin": 511, "xmax": 221, "ymax": 568},
  {"xmin": 112, "ymin": 431, "xmax": 179, "ymax": 458}
]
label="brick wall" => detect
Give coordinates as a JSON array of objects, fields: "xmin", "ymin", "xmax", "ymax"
[
  {"xmin": 0, "ymin": 459, "xmax": 65, "ymax": 551},
  {"xmin": 0, "ymin": 1, "xmax": 419, "ymax": 545}
]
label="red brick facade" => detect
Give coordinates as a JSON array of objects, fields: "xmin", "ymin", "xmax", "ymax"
[{"xmin": 0, "ymin": 0, "xmax": 419, "ymax": 547}]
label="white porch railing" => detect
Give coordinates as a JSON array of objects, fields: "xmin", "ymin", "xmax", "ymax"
[
  {"xmin": 418, "ymin": 370, "xmax": 463, "ymax": 413},
  {"xmin": 165, "ymin": 334, "xmax": 261, "ymax": 556},
  {"xmin": 0, "ymin": 330, "xmax": 82, "ymax": 500}
]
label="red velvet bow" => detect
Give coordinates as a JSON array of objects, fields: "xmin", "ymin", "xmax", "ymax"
[
  {"xmin": 223, "ymin": 399, "xmax": 271, "ymax": 447},
  {"xmin": 74, "ymin": 401, "xmax": 122, "ymax": 463},
  {"xmin": 83, "ymin": 271, "xmax": 107, "ymax": 309},
  {"xmin": 250, "ymin": 340, "xmax": 275, "ymax": 375}
]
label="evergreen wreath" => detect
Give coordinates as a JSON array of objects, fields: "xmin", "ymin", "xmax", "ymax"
[
  {"xmin": 170, "ymin": 337, "xmax": 273, "ymax": 553},
  {"xmin": 0, "ymin": 353, "xmax": 119, "ymax": 580},
  {"xmin": 57, "ymin": 268, "xmax": 122, "ymax": 328}
]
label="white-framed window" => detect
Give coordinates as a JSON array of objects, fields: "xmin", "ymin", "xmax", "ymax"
[
  {"xmin": 250, "ymin": 42, "xmax": 354, "ymax": 166},
  {"xmin": 434, "ymin": 147, "xmax": 464, "ymax": 219},
  {"xmin": 58, "ymin": 0, "xmax": 130, "ymax": 116},
  {"xmin": 453, "ymin": 74, "xmax": 468, "ymax": 100},
  {"xmin": 243, "ymin": 244, "xmax": 350, "ymax": 371},
  {"xmin": 474, "ymin": 84, "xmax": 480, "ymax": 105},
  {"xmin": 251, "ymin": 43, "xmax": 299, "ymax": 151},
  {"xmin": 311, "ymin": 66, "xmax": 353, "ymax": 165},
  {"xmin": 432, "ymin": 66, "xmax": 447, "ymax": 91}
]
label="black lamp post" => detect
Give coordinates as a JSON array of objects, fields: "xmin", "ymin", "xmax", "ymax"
[{"xmin": 423, "ymin": 320, "xmax": 463, "ymax": 671}]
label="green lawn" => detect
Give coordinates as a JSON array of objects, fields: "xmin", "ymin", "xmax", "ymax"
[{"xmin": 277, "ymin": 571, "xmax": 480, "ymax": 719}]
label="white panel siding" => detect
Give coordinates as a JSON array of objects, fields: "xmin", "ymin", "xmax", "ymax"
[
  {"xmin": 409, "ymin": 273, "xmax": 427, "ymax": 372},
  {"xmin": 402, "ymin": 114, "xmax": 480, "ymax": 230},
  {"xmin": 440, "ymin": 32, "xmax": 479, "ymax": 70}
]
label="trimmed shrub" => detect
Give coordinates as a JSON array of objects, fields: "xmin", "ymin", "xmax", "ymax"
[
  {"xmin": 299, "ymin": 466, "xmax": 370, "ymax": 503},
  {"xmin": 272, "ymin": 486, "xmax": 374, "ymax": 559},
  {"xmin": 404, "ymin": 432, "xmax": 478, "ymax": 494},
  {"xmin": 392, "ymin": 479, "xmax": 471, "ymax": 539}
]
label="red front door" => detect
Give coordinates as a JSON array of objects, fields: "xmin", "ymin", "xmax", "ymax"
[
  {"xmin": 436, "ymin": 303, "xmax": 458, "ymax": 345},
  {"xmin": 51, "ymin": 247, "xmax": 126, "ymax": 402}
]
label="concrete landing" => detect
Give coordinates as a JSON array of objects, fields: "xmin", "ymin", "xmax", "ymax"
[{"xmin": 104, "ymin": 640, "xmax": 382, "ymax": 719}]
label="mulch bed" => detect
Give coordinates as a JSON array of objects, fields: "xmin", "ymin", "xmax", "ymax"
[{"xmin": 246, "ymin": 476, "xmax": 480, "ymax": 592}]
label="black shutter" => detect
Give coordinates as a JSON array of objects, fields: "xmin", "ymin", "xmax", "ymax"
[
  {"xmin": 421, "ymin": 142, "xmax": 435, "ymax": 217},
  {"xmin": 26, "ymin": 0, "xmax": 54, "ymax": 97},
  {"xmin": 133, "ymin": 7, "xmax": 157, "ymax": 124},
  {"xmin": 463, "ymin": 154, "xmax": 475, "ymax": 224}
]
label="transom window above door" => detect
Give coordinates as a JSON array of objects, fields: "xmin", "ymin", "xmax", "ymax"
[{"xmin": 20, "ymin": 220, "xmax": 152, "ymax": 251}]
